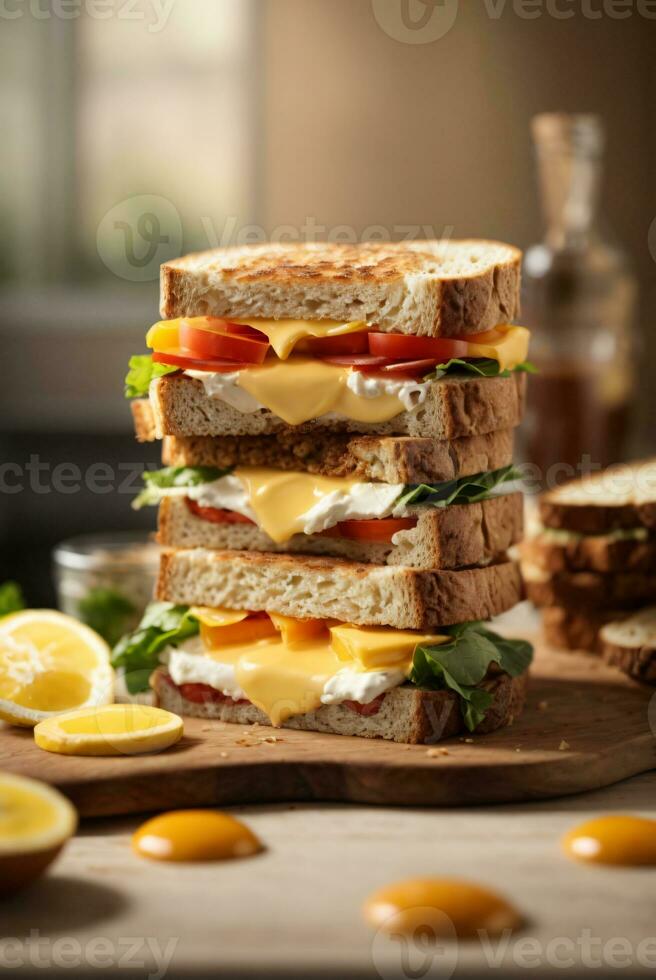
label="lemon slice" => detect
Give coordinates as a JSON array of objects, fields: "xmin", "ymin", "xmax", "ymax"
[
  {"xmin": 0, "ymin": 771, "xmax": 77, "ymax": 896},
  {"xmin": 34, "ymin": 704, "xmax": 183, "ymax": 756},
  {"xmin": 0, "ymin": 610, "xmax": 114, "ymax": 727}
]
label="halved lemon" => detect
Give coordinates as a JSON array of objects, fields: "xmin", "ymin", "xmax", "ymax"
[
  {"xmin": 0, "ymin": 771, "xmax": 77, "ymax": 896},
  {"xmin": 0, "ymin": 610, "xmax": 114, "ymax": 727},
  {"xmin": 34, "ymin": 704, "xmax": 183, "ymax": 756}
]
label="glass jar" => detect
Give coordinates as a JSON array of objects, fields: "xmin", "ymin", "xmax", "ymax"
[
  {"xmin": 53, "ymin": 532, "xmax": 159, "ymax": 646},
  {"xmin": 522, "ymin": 113, "xmax": 637, "ymax": 488}
]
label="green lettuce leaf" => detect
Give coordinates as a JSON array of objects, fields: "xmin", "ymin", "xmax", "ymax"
[
  {"xmin": 111, "ymin": 602, "xmax": 200, "ymax": 693},
  {"xmin": 125, "ymin": 354, "xmax": 178, "ymax": 399},
  {"xmin": 132, "ymin": 466, "xmax": 232, "ymax": 509},
  {"xmin": 395, "ymin": 465, "xmax": 520, "ymax": 509},
  {"xmin": 410, "ymin": 623, "xmax": 533, "ymax": 732},
  {"xmin": 0, "ymin": 581, "xmax": 25, "ymax": 619},
  {"xmin": 78, "ymin": 588, "xmax": 136, "ymax": 647},
  {"xmin": 424, "ymin": 358, "xmax": 537, "ymax": 381}
]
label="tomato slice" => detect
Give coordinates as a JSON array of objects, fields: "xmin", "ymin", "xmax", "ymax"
[
  {"xmin": 319, "ymin": 354, "xmax": 394, "ymax": 368},
  {"xmin": 185, "ymin": 499, "xmax": 255, "ymax": 524},
  {"xmin": 379, "ymin": 358, "xmax": 440, "ymax": 376},
  {"xmin": 153, "ymin": 350, "xmax": 250, "ymax": 373},
  {"xmin": 368, "ymin": 332, "xmax": 471, "ymax": 360},
  {"xmin": 301, "ymin": 332, "xmax": 370, "ymax": 356},
  {"xmin": 343, "ymin": 694, "xmax": 385, "ymax": 716},
  {"xmin": 322, "ymin": 517, "xmax": 417, "ymax": 542},
  {"xmin": 180, "ymin": 320, "xmax": 269, "ymax": 363}
]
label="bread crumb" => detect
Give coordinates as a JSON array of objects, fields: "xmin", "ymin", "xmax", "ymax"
[
  {"xmin": 219, "ymin": 751, "xmax": 229, "ymax": 759},
  {"xmin": 538, "ymin": 700, "xmax": 549, "ymax": 711},
  {"xmin": 262, "ymin": 735, "xmax": 282, "ymax": 744},
  {"xmin": 426, "ymin": 747, "xmax": 449, "ymax": 757},
  {"xmin": 463, "ymin": 738, "xmax": 474, "ymax": 744},
  {"xmin": 558, "ymin": 739, "xmax": 570, "ymax": 751},
  {"xmin": 514, "ymin": 747, "xmax": 521, "ymax": 752}
]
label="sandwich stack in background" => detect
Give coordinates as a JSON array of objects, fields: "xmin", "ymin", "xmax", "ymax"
[
  {"xmin": 114, "ymin": 240, "xmax": 535, "ymax": 744},
  {"xmin": 521, "ymin": 459, "xmax": 656, "ymax": 684}
]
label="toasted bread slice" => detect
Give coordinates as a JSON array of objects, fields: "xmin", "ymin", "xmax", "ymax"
[
  {"xmin": 521, "ymin": 530, "xmax": 656, "ymax": 574},
  {"xmin": 599, "ymin": 607, "xmax": 656, "ymax": 684},
  {"xmin": 539, "ymin": 460, "xmax": 656, "ymax": 533},
  {"xmin": 158, "ymin": 492, "xmax": 523, "ymax": 570},
  {"xmin": 541, "ymin": 605, "xmax": 624, "ymax": 652},
  {"xmin": 138, "ymin": 371, "xmax": 526, "ymax": 440},
  {"xmin": 523, "ymin": 562, "xmax": 656, "ymax": 610},
  {"xmin": 158, "ymin": 427, "xmax": 515, "ymax": 484},
  {"xmin": 157, "ymin": 549, "xmax": 523, "ymax": 630},
  {"xmin": 152, "ymin": 667, "xmax": 528, "ymax": 744},
  {"xmin": 160, "ymin": 240, "xmax": 521, "ymax": 337}
]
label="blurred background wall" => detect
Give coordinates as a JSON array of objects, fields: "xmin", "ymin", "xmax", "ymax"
[{"xmin": 1, "ymin": 0, "xmax": 655, "ymax": 600}]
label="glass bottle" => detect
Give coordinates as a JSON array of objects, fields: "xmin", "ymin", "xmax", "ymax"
[{"xmin": 521, "ymin": 113, "xmax": 637, "ymax": 488}]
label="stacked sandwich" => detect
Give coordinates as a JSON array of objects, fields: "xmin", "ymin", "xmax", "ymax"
[
  {"xmin": 522, "ymin": 460, "xmax": 656, "ymax": 684},
  {"xmin": 115, "ymin": 241, "xmax": 534, "ymax": 743}
]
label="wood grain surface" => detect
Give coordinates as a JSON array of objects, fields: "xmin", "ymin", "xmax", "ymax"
[{"xmin": 2, "ymin": 637, "xmax": 655, "ymax": 815}]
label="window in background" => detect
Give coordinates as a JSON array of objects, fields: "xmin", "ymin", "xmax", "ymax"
[{"xmin": 0, "ymin": 0, "xmax": 258, "ymax": 286}]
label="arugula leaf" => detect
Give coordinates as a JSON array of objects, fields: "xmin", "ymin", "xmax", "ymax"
[
  {"xmin": 410, "ymin": 623, "xmax": 533, "ymax": 732},
  {"xmin": 423, "ymin": 358, "xmax": 537, "ymax": 381},
  {"xmin": 0, "ymin": 581, "xmax": 25, "ymax": 619},
  {"xmin": 111, "ymin": 602, "xmax": 199, "ymax": 693},
  {"xmin": 125, "ymin": 354, "xmax": 177, "ymax": 399},
  {"xmin": 395, "ymin": 465, "xmax": 520, "ymax": 510},
  {"xmin": 78, "ymin": 588, "xmax": 136, "ymax": 647},
  {"xmin": 133, "ymin": 466, "xmax": 232, "ymax": 509}
]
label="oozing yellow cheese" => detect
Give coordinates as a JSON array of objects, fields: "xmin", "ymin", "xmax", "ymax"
[
  {"xmin": 236, "ymin": 357, "xmax": 407, "ymax": 425},
  {"xmin": 189, "ymin": 608, "xmax": 250, "ymax": 628},
  {"xmin": 330, "ymin": 625, "xmax": 448, "ymax": 670},
  {"xmin": 233, "ymin": 467, "xmax": 360, "ymax": 543},
  {"xmin": 228, "ymin": 318, "xmax": 367, "ymax": 359},
  {"xmin": 195, "ymin": 614, "xmax": 449, "ymax": 726},
  {"xmin": 147, "ymin": 317, "xmax": 367, "ymax": 360},
  {"xmin": 465, "ymin": 326, "xmax": 530, "ymax": 372}
]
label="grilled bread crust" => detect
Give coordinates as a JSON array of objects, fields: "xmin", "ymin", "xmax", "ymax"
[
  {"xmin": 158, "ymin": 427, "xmax": 515, "ymax": 484},
  {"xmin": 157, "ymin": 548, "xmax": 523, "ymax": 630},
  {"xmin": 160, "ymin": 240, "xmax": 521, "ymax": 337}
]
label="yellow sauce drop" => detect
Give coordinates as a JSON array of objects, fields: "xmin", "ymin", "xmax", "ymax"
[
  {"xmin": 132, "ymin": 810, "xmax": 262, "ymax": 862},
  {"xmin": 363, "ymin": 877, "xmax": 522, "ymax": 939},
  {"xmin": 562, "ymin": 815, "xmax": 656, "ymax": 866}
]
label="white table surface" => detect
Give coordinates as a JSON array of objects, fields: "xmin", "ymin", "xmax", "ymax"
[{"xmin": 4, "ymin": 771, "xmax": 656, "ymax": 979}]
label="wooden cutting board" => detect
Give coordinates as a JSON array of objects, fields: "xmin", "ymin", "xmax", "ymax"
[{"xmin": 1, "ymin": 638, "xmax": 655, "ymax": 816}]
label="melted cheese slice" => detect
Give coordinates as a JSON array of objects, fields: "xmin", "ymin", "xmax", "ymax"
[
  {"xmin": 147, "ymin": 317, "xmax": 367, "ymax": 360},
  {"xmin": 465, "ymin": 326, "xmax": 530, "ymax": 372},
  {"xmin": 189, "ymin": 608, "xmax": 250, "ymax": 628},
  {"xmin": 236, "ymin": 357, "xmax": 407, "ymax": 425},
  {"xmin": 234, "ymin": 467, "xmax": 360, "ymax": 543},
  {"xmin": 196, "ymin": 614, "xmax": 448, "ymax": 725},
  {"xmin": 330, "ymin": 625, "xmax": 447, "ymax": 670}
]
